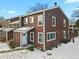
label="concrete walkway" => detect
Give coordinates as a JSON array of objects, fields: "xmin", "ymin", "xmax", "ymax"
[{"xmin": 0, "ymin": 44, "xmax": 32, "ymax": 53}]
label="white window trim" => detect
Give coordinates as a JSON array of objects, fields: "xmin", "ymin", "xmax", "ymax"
[
  {"xmin": 47, "ymin": 32, "xmax": 56, "ymax": 42},
  {"xmin": 38, "ymin": 32, "xmax": 43, "ymax": 44},
  {"xmin": 30, "ymin": 16, "xmax": 34, "ymax": 23},
  {"xmin": 63, "ymin": 31, "xmax": 66, "ymax": 39},
  {"xmin": 38, "ymin": 15, "xmax": 43, "ymax": 26},
  {"xmin": 52, "ymin": 16, "xmax": 56, "ymax": 27},
  {"xmin": 64, "ymin": 19, "xmax": 66, "ymax": 27},
  {"xmin": 24, "ymin": 17, "xmax": 28, "ymax": 24},
  {"xmin": 30, "ymin": 32, "xmax": 34, "ymax": 42}
]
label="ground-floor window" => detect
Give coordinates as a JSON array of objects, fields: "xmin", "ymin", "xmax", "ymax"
[
  {"xmin": 38, "ymin": 32, "xmax": 43, "ymax": 44},
  {"xmin": 0, "ymin": 30, "xmax": 2, "ymax": 36},
  {"xmin": 47, "ymin": 32, "xmax": 56, "ymax": 41},
  {"xmin": 30, "ymin": 32, "xmax": 34, "ymax": 42},
  {"xmin": 63, "ymin": 31, "xmax": 66, "ymax": 38}
]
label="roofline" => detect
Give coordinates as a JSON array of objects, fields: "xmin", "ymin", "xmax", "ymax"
[
  {"xmin": 14, "ymin": 27, "xmax": 34, "ymax": 32},
  {"xmin": 6, "ymin": 16, "xmax": 21, "ymax": 20},
  {"xmin": 59, "ymin": 7, "xmax": 69, "ymax": 20},
  {"xmin": 6, "ymin": 6, "xmax": 60, "ymax": 19},
  {"xmin": 21, "ymin": 6, "xmax": 59, "ymax": 17}
]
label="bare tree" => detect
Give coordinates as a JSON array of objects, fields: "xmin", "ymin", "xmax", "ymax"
[
  {"xmin": 71, "ymin": 8, "xmax": 79, "ymax": 41},
  {"xmin": 0, "ymin": 16, "xmax": 5, "ymax": 20},
  {"xmin": 71, "ymin": 8, "xmax": 79, "ymax": 27},
  {"xmin": 72, "ymin": 8, "xmax": 79, "ymax": 18},
  {"xmin": 26, "ymin": 3, "xmax": 48, "ymax": 13}
]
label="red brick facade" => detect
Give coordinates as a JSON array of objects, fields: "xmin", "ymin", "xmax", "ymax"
[
  {"xmin": 14, "ymin": 7, "xmax": 69, "ymax": 50},
  {"xmin": 45, "ymin": 7, "xmax": 69, "ymax": 49}
]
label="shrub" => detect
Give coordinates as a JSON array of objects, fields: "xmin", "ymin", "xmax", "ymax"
[
  {"xmin": 9, "ymin": 40, "xmax": 16, "ymax": 49},
  {"xmin": 28, "ymin": 45, "xmax": 34, "ymax": 51},
  {"xmin": 41, "ymin": 48, "xmax": 45, "ymax": 52},
  {"xmin": 61, "ymin": 38, "xmax": 70, "ymax": 44},
  {"xmin": 0, "ymin": 37, "xmax": 6, "ymax": 42},
  {"xmin": 46, "ymin": 44, "xmax": 57, "ymax": 50},
  {"xmin": 47, "ymin": 46, "xmax": 52, "ymax": 50}
]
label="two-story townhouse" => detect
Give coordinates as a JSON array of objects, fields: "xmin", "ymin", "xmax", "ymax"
[
  {"xmin": 14, "ymin": 5, "xmax": 69, "ymax": 50},
  {"xmin": 0, "ymin": 16, "xmax": 21, "ymax": 42}
]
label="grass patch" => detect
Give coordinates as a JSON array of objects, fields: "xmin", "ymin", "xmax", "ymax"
[
  {"xmin": 61, "ymin": 38, "xmax": 70, "ymax": 44},
  {"xmin": 9, "ymin": 40, "xmax": 16, "ymax": 49}
]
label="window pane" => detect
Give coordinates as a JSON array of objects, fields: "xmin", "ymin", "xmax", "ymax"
[
  {"xmin": 39, "ymin": 38, "xmax": 42, "ymax": 42},
  {"xmin": 38, "ymin": 32, "xmax": 43, "ymax": 43},
  {"xmin": 30, "ymin": 32, "xmax": 34, "ymax": 41},
  {"xmin": 38, "ymin": 15, "xmax": 43, "ymax": 26},
  {"xmin": 50, "ymin": 33, "xmax": 55, "ymax": 39},
  {"xmin": 63, "ymin": 31, "xmax": 66, "ymax": 38},
  {"xmin": 48, "ymin": 34, "xmax": 50, "ymax": 40},
  {"xmin": 64, "ymin": 19, "xmax": 66, "ymax": 27},
  {"xmin": 50, "ymin": 33, "xmax": 53, "ymax": 39},
  {"xmin": 47, "ymin": 32, "xmax": 56, "ymax": 41},
  {"xmin": 52, "ymin": 16, "xmax": 56, "ymax": 26},
  {"xmin": 39, "ymin": 34, "xmax": 42, "ymax": 42},
  {"xmin": 39, "ymin": 21, "xmax": 42, "ymax": 25},
  {"xmin": 24, "ymin": 17, "xmax": 28, "ymax": 24},
  {"xmin": 30, "ymin": 17, "xmax": 34, "ymax": 23}
]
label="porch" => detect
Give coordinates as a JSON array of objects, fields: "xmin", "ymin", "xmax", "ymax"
[
  {"xmin": 2, "ymin": 28, "xmax": 15, "ymax": 42},
  {"xmin": 13, "ymin": 27, "xmax": 34, "ymax": 47}
]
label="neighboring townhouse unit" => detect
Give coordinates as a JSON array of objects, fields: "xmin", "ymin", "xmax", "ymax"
[
  {"xmin": 8, "ymin": 16, "xmax": 21, "ymax": 28},
  {"xmin": 69, "ymin": 19, "xmax": 78, "ymax": 39},
  {"xmin": 2, "ymin": 28, "xmax": 15, "ymax": 42},
  {"xmin": 0, "ymin": 20, "xmax": 9, "ymax": 28},
  {"xmin": 14, "ymin": 5, "xmax": 69, "ymax": 50},
  {"xmin": 0, "ymin": 17, "xmax": 21, "ymax": 42}
]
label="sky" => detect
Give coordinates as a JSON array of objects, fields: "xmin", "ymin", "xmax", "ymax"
[{"xmin": 0, "ymin": 0, "xmax": 79, "ymax": 19}]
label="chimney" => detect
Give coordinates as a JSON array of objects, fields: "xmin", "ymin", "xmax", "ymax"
[{"xmin": 54, "ymin": 2, "xmax": 57, "ymax": 7}]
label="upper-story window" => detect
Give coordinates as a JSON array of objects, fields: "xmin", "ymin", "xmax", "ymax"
[
  {"xmin": 24, "ymin": 17, "xmax": 28, "ymax": 24},
  {"xmin": 63, "ymin": 19, "xmax": 66, "ymax": 27},
  {"xmin": 52, "ymin": 16, "xmax": 56, "ymax": 26},
  {"xmin": 30, "ymin": 16, "xmax": 34, "ymax": 23},
  {"xmin": 38, "ymin": 15, "xmax": 43, "ymax": 26}
]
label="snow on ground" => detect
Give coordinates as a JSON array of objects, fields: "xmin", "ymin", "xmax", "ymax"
[
  {"xmin": 0, "ymin": 42, "xmax": 11, "ymax": 51},
  {"xmin": 0, "ymin": 37, "xmax": 79, "ymax": 59}
]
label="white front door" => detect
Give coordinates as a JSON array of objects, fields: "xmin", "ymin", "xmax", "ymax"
[{"xmin": 20, "ymin": 32, "xmax": 27, "ymax": 47}]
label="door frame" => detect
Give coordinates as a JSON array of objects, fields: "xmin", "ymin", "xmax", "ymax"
[{"xmin": 20, "ymin": 32, "xmax": 27, "ymax": 47}]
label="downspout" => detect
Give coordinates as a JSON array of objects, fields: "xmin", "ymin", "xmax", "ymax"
[
  {"xmin": 19, "ymin": 16, "xmax": 22, "ymax": 27},
  {"xmin": 43, "ymin": 10, "xmax": 46, "ymax": 50},
  {"xmin": 6, "ymin": 31, "xmax": 8, "ymax": 42}
]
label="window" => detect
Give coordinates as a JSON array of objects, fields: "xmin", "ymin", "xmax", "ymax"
[
  {"xmin": 30, "ymin": 16, "xmax": 34, "ymax": 23},
  {"xmin": 30, "ymin": 32, "xmax": 34, "ymax": 42},
  {"xmin": 63, "ymin": 31, "xmax": 66, "ymax": 38},
  {"xmin": 24, "ymin": 17, "xmax": 28, "ymax": 24},
  {"xmin": 64, "ymin": 19, "xmax": 66, "ymax": 27},
  {"xmin": 38, "ymin": 15, "xmax": 43, "ymax": 26},
  {"xmin": 38, "ymin": 32, "xmax": 43, "ymax": 44},
  {"xmin": 72, "ymin": 29, "xmax": 74, "ymax": 33},
  {"xmin": 52, "ymin": 16, "xmax": 56, "ymax": 26},
  {"xmin": 47, "ymin": 32, "xmax": 56, "ymax": 41},
  {"xmin": 0, "ymin": 30, "xmax": 2, "ymax": 36}
]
